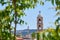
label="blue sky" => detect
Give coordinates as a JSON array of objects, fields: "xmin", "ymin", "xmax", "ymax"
[
  {"xmin": 16, "ymin": 1, "xmax": 57, "ymax": 30},
  {"xmin": 0, "ymin": 1, "xmax": 57, "ymax": 30}
]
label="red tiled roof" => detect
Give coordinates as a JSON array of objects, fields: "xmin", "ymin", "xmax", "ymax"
[{"xmin": 16, "ymin": 37, "xmax": 23, "ymax": 40}]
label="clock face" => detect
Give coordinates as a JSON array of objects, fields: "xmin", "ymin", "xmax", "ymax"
[{"xmin": 39, "ymin": 21, "xmax": 41, "ymax": 23}]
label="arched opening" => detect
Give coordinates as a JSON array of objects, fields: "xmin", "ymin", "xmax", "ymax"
[
  {"xmin": 39, "ymin": 19, "xmax": 41, "ymax": 21},
  {"xmin": 39, "ymin": 25, "xmax": 41, "ymax": 27}
]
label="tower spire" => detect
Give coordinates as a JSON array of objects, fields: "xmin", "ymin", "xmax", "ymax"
[
  {"xmin": 27, "ymin": 26, "xmax": 29, "ymax": 34},
  {"xmin": 37, "ymin": 11, "xmax": 42, "ymax": 17}
]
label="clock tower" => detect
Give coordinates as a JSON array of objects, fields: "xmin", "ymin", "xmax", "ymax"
[{"xmin": 37, "ymin": 11, "xmax": 43, "ymax": 31}]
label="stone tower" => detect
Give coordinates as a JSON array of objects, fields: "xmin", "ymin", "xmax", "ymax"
[{"xmin": 37, "ymin": 11, "xmax": 43, "ymax": 31}]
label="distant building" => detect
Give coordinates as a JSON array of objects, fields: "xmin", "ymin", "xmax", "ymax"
[{"xmin": 16, "ymin": 37, "xmax": 23, "ymax": 40}]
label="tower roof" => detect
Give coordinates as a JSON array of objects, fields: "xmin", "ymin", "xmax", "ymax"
[
  {"xmin": 37, "ymin": 11, "xmax": 43, "ymax": 18},
  {"xmin": 38, "ymin": 14, "xmax": 42, "ymax": 17}
]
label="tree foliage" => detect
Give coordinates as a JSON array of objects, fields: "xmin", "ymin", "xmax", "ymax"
[
  {"xmin": 31, "ymin": 32, "xmax": 36, "ymax": 40},
  {"xmin": 0, "ymin": 0, "xmax": 41, "ymax": 40}
]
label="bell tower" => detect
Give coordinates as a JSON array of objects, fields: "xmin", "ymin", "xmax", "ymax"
[{"xmin": 37, "ymin": 11, "xmax": 43, "ymax": 31}]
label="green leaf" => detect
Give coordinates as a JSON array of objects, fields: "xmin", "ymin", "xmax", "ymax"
[
  {"xmin": 31, "ymin": 32, "xmax": 36, "ymax": 39},
  {"xmin": 51, "ymin": 0, "xmax": 54, "ymax": 5},
  {"xmin": 37, "ymin": 32, "xmax": 40, "ymax": 40},
  {"xmin": 56, "ymin": 11, "xmax": 60, "ymax": 16},
  {"xmin": 19, "ymin": 19, "xmax": 24, "ymax": 25},
  {"xmin": 40, "ymin": 1, "xmax": 44, "ymax": 5}
]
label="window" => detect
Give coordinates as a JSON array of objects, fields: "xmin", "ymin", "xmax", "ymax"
[
  {"xmin": 39, "ymin": 25, "xmax": 41, "ymax": 27},
  {"xmin": 39, "ymin": 19, "xmax": 41, "ymax": 21}
]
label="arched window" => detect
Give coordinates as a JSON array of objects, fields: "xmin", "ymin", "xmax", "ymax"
[
  {"xmin": 39, "ymin": 25, "xmax": 41, "ymax": 27},
  {"xmin": 39, "ymin": 19, "xmax": 41, "ymax": 21}
]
